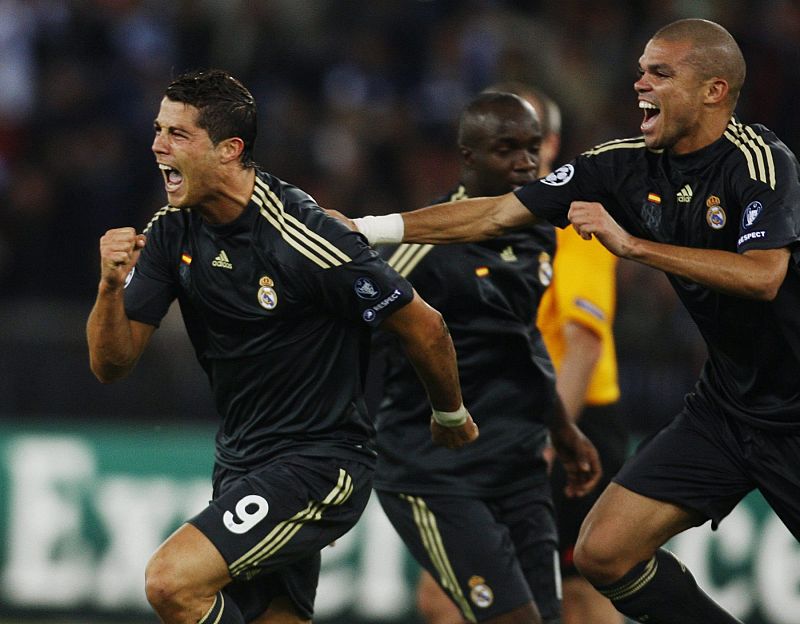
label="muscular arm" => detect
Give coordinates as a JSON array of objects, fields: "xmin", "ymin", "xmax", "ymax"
[
  {"xmin": 625, "ymin": 241, "xmax": 789, "ymax": 300},
  {"xmin": 380, "ymin": 292, "xmax": 478, "ymax": 448},
  {"xmin": 348, "ymin": 193, "xmax": 537, "ymax": 245},
  {"xmin": 402, "ymin": 192, "xmax": 536, "ymax": 243},
  {"xmin": 568, "ymin": 201, "xmax": 790, "ymax": 300},
  {"xmin": 86, "ymin": 228, "xmax": 155, "ymax": 383},
  {"xmin": 87, "ymin": 288, "xmax": 155, "ymax": 382}
]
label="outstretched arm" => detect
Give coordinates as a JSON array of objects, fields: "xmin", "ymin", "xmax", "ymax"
[
  {"xmin": 568, "ymin": 201, "xmax": 790, "ymax": 300},
  {"xmin": 380, "ymin": 292, "xmax": 478, "ymax": 449},
  {"xmin": 87, "ymin": 227, "xmax": 155, "ymax": 382},
  {"xmin": 353, "ymin": 192, "xmax": 537, "ymax": 245}
]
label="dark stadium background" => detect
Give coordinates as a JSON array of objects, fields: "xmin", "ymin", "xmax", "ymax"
[{"xmin": 1, "ymin": 1, "xmax": 798, "ymax": 623}]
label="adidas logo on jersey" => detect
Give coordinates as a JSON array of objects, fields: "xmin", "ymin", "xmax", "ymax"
[
  {"xmin": 212, "ymin": 250, "xmax": 233, "ymax": 269},
  {"xmin": 677, "ymin": 184, "xmax": 693, "ymax": 203},
  {"xmin": 500, "ymin": 245, "xmax": 518, "ymax": 262}
]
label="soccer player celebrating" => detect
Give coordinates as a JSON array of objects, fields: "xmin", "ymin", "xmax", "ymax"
[
  {"xmin": 87, "ymin": 69, "xmax": 477, "ymax": 624},
  {"xmin": 350, "ymin": 19, "xmax": 800, "ymax": 624}
]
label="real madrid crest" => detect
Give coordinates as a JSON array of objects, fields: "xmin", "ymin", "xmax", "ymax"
[
  {"xmin": 468, "ymin": 575, "xmax": 494, "ymax": 608},
  {"xmin": 257, "ymin": 275, "xmax": 278, "ymax": 310},
  {"xmin": 538, "ymin": 251, "xmax": 553, "ymax": 287},
  {"xmin": 705, "ymin": 195, "xmax": 726, "ymax": 230}
]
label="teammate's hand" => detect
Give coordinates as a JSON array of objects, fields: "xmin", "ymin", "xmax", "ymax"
[
  {"xmin": 430, "ymin": 413, "xmax": 479, "ymax": 449},
  {"xmin": 550, "ymin": 421, "xmax": 602, "ymax": 497},
  {"xmin": 323, "ymin": 208, "xmax": 357, "ymax": 232},
  {"xmin": 99, "ymin": 227, "xmax": 146, "ymax": 290}
]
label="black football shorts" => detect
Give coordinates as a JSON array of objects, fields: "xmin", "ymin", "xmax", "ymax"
[
  {"xmin": 376, "ymin": 487, "xmax": 560, "ymax": 622},
  {"xmin": 190, "ymin": 454, "xmax": 373, "ymax": 620},
  {"xmin": 614, "ymin": 394, "xmax": 800, "ymax": 538}
]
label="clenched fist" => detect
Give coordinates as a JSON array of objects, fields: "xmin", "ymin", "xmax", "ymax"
[{"xmin": 98, "ymin": 227, "xmax": 146, "ymax": 289}]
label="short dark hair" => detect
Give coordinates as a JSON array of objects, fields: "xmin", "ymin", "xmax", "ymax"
[
  {"xmin": 652, "ymin": 19, "xmax": 745, "ymax": 106},
  {"xmin": 458, "ymin": 91, "xmax": 538, "ymax": 148},
  {"xmin": 165, "ymin": 69, "xmax": 257, "ymax": 167},
  {"xmin": 484, "ymin": 81, "xmax": 561, "ymax": 137}
]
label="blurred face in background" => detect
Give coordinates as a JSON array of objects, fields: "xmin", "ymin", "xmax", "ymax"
[{"xmin": 460, "ymin": 102, "xmax": 541, "ymax": 197}]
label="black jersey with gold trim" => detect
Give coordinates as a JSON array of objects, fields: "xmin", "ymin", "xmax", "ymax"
[
  {"xmin": 373, "ymin": 185, "xmax": 558, "ymax": 497},
  {"xmin": 515, "ymin": 118, "xmax": 800, "ymax": 429},
  {"xmin": 124, "ymin": 169, "xmax": 413, "ymax": 469}
]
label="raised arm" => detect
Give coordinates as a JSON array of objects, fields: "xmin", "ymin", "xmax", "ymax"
[
  {"xmin": 87, "ymin": 227, "xmax": 155, "ymax": 382},
  {"xmin": 379, "ymin": 292, "xmax": 478, "ymax": 449},
  {"xmin": 354, "ymin": 191, "xmax": 537, "ymax": 245}
]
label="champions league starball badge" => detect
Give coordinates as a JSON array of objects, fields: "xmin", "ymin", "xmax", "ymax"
[
  {"xmin": 354, "ymin": 277, "xmax": 381, "ymax": 300},
  {"xmin": 540, "ymin": 164, "xmax": 574, "ymax": 186}
]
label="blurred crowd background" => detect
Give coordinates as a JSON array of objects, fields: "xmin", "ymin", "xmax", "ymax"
[{"xmin": 1, "ymin": 0, "xmax": 798, "ymax": 436}]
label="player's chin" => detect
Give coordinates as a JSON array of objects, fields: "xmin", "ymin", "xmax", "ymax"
[
  {"xmin": 642, "ymin": 133, "xmax": 664, "ymax": 151},
  {"xmin": 165, "ymin": 188, "xmax": 188, "ymax": 207}
]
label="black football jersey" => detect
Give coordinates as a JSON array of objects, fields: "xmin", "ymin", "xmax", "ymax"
[
  {"xmin": 373, "ymin": 185, "xmax": 558, "ymax": 497},
  {"xmin": 124, "ymin": 169, "xmax": 414, "ymax": 468},
  {"xmin": 516, "ymin": 117, "xmax": 800, "ymax": 429}
]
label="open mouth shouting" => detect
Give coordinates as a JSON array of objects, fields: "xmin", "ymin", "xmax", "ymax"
[
  {"xmin": 639, "ymin": 100, "xmax": 660, "ymax": 134},
  {"xmin": 159, "ymin": 163, "xmax": 184, "ymax": 195}
]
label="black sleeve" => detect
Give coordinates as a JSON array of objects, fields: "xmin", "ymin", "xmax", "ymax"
[
  {"xmin": 123, "ymin": 217, "xmax": 178, "ymax": 327},
  {"xmin": 514, "ymin": 154, "xmax": 609, "ymax": 227},
  {"xmin": 300, "ymin": 213, "xmax": 415, "ymax": 326},
  {"xmin": 733, "ymin": 139, "xmax": 800, "ymax": 254}
]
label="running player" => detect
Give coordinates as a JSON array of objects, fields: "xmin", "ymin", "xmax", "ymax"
[{"xmin": 86, "ymin": 69, "xmax": 477, "ymax": 624}]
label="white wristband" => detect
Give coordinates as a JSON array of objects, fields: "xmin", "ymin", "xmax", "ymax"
[
  {"xmin": 352, "ymin": 214, "xmax": 404, "ymax": 245},
  {"xmin": 431, "ymin": 403, "xmax": 468, "ymax": 427}
]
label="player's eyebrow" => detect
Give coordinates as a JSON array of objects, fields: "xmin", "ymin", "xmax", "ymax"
[
  {"xmin": 639, "ymin": 61, "xmax": 676, "ymax": 75},
  {"xmin": 153, "ymin": 119, "xmax": 194, "ymax": 135}
]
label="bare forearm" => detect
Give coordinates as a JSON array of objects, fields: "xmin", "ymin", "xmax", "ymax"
[
  {"xmin": 403, "ymin": 193, "xmax": 535, "ymax": 244},
  {"xmin": 555, "ymin": 323, "xmax": 601, "ymax": 421},
  {"xmin": 399, "ymin": 317, "xmax": 463, "ymax": 411},
  {"xmin": 568, "ymin": 201, "xmax": 789, "ymax": 300},
  {"xmin": 86, "ymin": 285, "xmax": 140, "ymax": 382},
  {"xmin": 626, "ymin": 238, "xmax": 788, "ymax": 300}
]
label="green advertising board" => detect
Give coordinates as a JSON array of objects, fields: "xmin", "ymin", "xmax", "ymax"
[{"xmin": 0, "ymin": 420, "xmax": 798, "ymax": 623}]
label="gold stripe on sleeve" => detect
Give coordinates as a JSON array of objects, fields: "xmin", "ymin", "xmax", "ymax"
[{"xmin": 253, "ymin": 177, "xmax": 352, "ymax": 268}]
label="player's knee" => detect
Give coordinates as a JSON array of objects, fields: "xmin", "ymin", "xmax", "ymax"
[
  {"xmin": 573, "ymin": 527, "xmax": 621, "ymax": 585},
  {"xmin": 144, "ymin": 552, "xmax": 193, "ymax": 615}
]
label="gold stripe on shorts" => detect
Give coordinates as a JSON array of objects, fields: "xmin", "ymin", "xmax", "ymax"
[
  {"xmin": 401, "ymin": 494, "xmax": 477, "ymax": 623},
  {"xmin": 230, "ymin": 468, "xmax": 354, "ymax": 577}
]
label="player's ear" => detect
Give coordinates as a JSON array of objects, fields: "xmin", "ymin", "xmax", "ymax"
[
  {"xmin": 704, "ymin": 77, "xmax": 729, "ymax": 106},
  {"xmin": 219, "ymin": 137, "xmax": 245, "ymax": 163}
]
